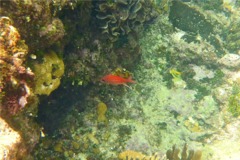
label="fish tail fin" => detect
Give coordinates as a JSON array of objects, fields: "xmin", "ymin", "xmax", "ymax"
[{"xmin": 127, "ymin": 77, "xmax": 136, "ymax": 83}]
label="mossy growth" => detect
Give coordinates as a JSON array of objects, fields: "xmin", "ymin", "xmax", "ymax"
[
  {"xmin": 33, "ymin": 50, "xmax": 64, "ymax": 95},
  {"xmin": 201, "ymin": 69, "xmax": 224, "ymax": 86},
  {"xmin": 228, "ymin": 92, "xmax": 240, "ymax": 118},
  {"xmin": 118, "ymin": 125, "xmax": 132, "ymax": 137}
]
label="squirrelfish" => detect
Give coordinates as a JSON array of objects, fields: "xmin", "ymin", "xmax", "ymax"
[{"xmin": 101, "ymin": 74, "xmax": 135, "ymax": 86}]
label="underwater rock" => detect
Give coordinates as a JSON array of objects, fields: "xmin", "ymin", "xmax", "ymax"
[
  {"xmin": 218, "ymin": 53, "xmax": 240, "ymax": 69},
  {"xmin": 169, "ymin": 1, "xmax": 225, "ymax": 55},
  {"xmin": 0, "ymin": 118, "xmax": 21, "ymax": 160},
  {"xmin": 0, "ymin": 0, "xmax": 67, "ymax": 52},
  {"xmin": 213, "ymin": 84, "xmax": 232, "ymax": 105},
  {"xmin": 204, "ymin": 119, "xmax": 240, "ymax": 160},
  {"xmin": 39, "ymin": 18, "xmax": 65, "ymax": 46},
  {"xmin": 169, "ymin": 1, "xmax": 213, "ymax": 36},
  {"xmin": 191, "ymin": 65, "xmax": 215, "ymax": 81}
]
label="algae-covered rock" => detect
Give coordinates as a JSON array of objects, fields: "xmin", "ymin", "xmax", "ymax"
[
  {"xmin": 228, "ymin": 92, "xmax": 240, "ymax": 117},
  {"xmin": 169, "ymin": 1, "xmax": 225, "ymax": 56},
  {"xmin": 0, "ymin": 0, "xmax": 68, "ymax": 52},
  {"xmin": 0, "ymin": 16, "xmax": 35, "ymax": 115},
  {"xmin": 33, "ymin": 51, "xmax": 64, "ymax": 95}
]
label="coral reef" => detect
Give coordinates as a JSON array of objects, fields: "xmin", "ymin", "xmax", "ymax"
[
  {"xmin": 118, "ymin": 144, "xmax": 202, "ymax": 160},
  {"xmin": 64, "ymin": 35, "xmax": 140, "ymax": 86},
  {"xmin": 0, "ymin": 16, "xmax": 34, "ymax": 115},
  {"xmin": 33, "ymin": 50, "xmax": 64, "ymax": 95},
  {"xmin": 95, "ymin": 0, "xmax": 158, "ymax": 42},
  {"xmin": 60, "ymin": 1, "xmax": 144, "ymax": 87},
  {"xmin": 39, "ymin": 18, "xmax": 65, "ymax": 46},
  {"xmin": 64, "ymin": 38, "xmax": 110, "ymax": 86},
  {"xmin": 0, "ymin": 16, "xmax": 47, "ymax": 159},
  {"xmin": 0, "ymin": 0, "xmax": 68, "ymax": 52},
  {"xmin": 1, "ymin": 0, "xmax": 238, "ymax": 159}
]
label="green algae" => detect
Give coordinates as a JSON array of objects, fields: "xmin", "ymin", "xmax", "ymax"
[
  {"xmin": 228, "ymin": 84, "xmax": 240, "ymax": 117},
  {"xmin": 118, "ymin": 125, "xmax": 132, "ymax": 137},
  {"xmin": 228, "ymin": 94, "xmax": 240, "ymax": 117}
]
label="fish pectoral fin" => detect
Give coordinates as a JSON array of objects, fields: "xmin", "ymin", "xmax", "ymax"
[{"xmin": 123, "ymin": 83, "xmax": 132, "ymax": 90}]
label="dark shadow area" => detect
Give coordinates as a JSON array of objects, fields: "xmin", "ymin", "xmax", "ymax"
[{"xmin": 37, "ymin": 84, "xmax": 85, "ymax": 135}]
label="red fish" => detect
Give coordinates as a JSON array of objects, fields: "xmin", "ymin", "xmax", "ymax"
[{"xmin": 101, "ymin": 74, "xmax": 135, "ymax": 86}]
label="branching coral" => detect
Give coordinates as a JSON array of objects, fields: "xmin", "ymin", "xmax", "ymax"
[
  {"xmin": 0, "ymin": 16, "xmax": 34, "ymax": 115},
  {"xmin": 118, "ymin": 144, "xmax": 202, "ymax": 160},
  {"xmin": 166, "ymin": 144, "xmax": 202, "ymax": 160}
]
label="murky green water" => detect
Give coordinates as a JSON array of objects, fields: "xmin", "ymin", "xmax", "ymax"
[{"xmin": 1, "ymin": 0, "xmax": 240, "ymax": 160}]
